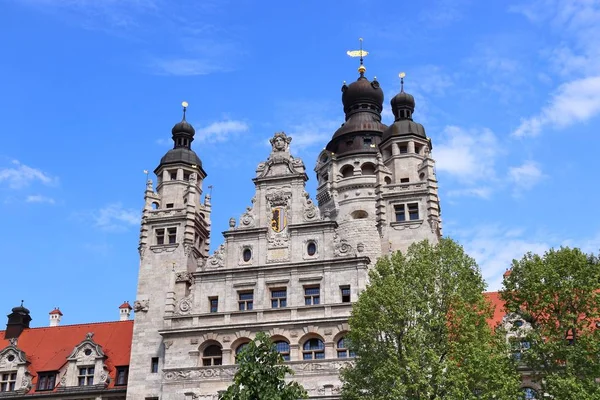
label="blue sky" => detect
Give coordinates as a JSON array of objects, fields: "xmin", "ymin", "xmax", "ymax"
[{"xmin": 1, "ymin": 0, "xmax": 599, "ymax": 327}]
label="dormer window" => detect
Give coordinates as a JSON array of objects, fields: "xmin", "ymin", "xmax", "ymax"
[
  {"xmin": 115, "ymin": 366, "xmax": 129, "ymax": 386},
  {"xmin": 0, "ymin": 372, "xmax": 16, "ymax": 392},
  {"xmin": 78, "ymin": 367, "xmax": 94, "ymax": 386},
  {"xmin": 37, "ymin": 372, "xmax": 57, "ymax": 391}
]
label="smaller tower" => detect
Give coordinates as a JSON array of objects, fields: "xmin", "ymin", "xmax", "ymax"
[
  {"xmin": 378, "ymin": 73, "xmax": 442, "ymax": 253},
  {"xmin": 5, "ymin": 301, "xmax": 32, "ymax": 339},
  {"xmin": 119, "ymin": 302, "xmax": 132, "ymax": 321},
  {"xmin": 49, "ymin": 307, "xmax": 62, "ymax": 327}
]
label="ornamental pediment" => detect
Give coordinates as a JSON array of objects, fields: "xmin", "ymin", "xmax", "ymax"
[{"xmin": 67, "ymin": 332, "xmax": 106, "ymax": 361}]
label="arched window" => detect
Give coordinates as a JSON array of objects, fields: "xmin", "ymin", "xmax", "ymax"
[
  {"xmin": 350, "ymin": 210, "xmax": 368, "ymax": 219},
  {"xmin": 340, "ymin": 165, "xmax": 354, "ymax": 178},
  {"xmin": 235, "ymin": 342, "xmax": 250, "ymax": 363},
  {"xmin": 522, "ymin": 387, "xmax": 537, "ymax": 399},
  {"xmin": 384, "ymin": 176, "xmax": 392, "ymax": 185},
  {"xmin": 202, "ymin": 345, "xmax": 222, "ymax": 366},
  {"xmin": 151, "ymin": 202, "xmax": 159, "ymax": 210},
  {"xmin": 336, "ymin": 337, "xmax": 355, "ymax": 358},
  {"xmin": 302, "ymin": 338, "xmax": 325, "ymax": 360},
  {"xmin": 361, "ymin": 163, "xmax": 376, "ymax": 175},
  {"xmin": 274, "ymin": 341, "xmax": 290, "ymax": 361}
]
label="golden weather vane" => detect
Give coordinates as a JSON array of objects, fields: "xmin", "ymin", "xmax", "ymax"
[{"xmin": 346, "ymin": 38, "xmax": 369, "ymax": 74}]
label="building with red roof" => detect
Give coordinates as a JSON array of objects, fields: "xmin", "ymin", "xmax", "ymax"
[{"xmin": 0, "ymin": 304, "xmax": 133, "ymax": 398}]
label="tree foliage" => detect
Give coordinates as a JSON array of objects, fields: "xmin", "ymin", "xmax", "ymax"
[
  {"xmin": 501, "ymin": 247, "xmax": 600, "ymax": 399},
  {"xmin": 341, "ymin": 238, "xmax": 521, "ymax": 400},
  {"xmin": 219, "ymin": 332, "xmax": 308, "ymax": 400}
]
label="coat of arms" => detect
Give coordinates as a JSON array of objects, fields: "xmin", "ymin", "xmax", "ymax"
[{"xmin": 271, "ymin": 206, "xmax": 287, "ymax": 233}]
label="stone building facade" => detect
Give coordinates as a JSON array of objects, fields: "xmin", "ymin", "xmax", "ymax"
[{"xmin": 126, "ymin": 64, "xmax": 443, "ymax": 400}]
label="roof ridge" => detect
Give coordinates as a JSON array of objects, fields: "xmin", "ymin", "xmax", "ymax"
[{"xmin": 0, "ymin": 319, "xmax": 133, "ymax": 333}]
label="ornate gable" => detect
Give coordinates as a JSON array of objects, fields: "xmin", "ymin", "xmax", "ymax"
[
  {"xmin": 63, "ymin": 332, "xmax": 110, "ymax": 388},
  {"xmin": 0, "ymin": 338, "xmax": 33, "ymax": 394}
]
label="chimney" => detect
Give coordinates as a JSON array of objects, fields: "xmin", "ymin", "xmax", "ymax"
[
  {"xmin": 5, "ymin": 301, "xmax": 32, "ymax": 340},
  {"xmin": 49, "ymin": 308, "xmax": 63, "ymax": 327},
  {"xmin": 119, "ymin": 301, "xmax": 132, "ymax": 321}
]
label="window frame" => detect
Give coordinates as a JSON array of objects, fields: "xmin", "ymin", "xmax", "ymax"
[
  {"xmin": 0, "ymin": 372, "xmax": 17, "ymax": 392},
  {"xmin": 304, "ymin": 285, "xmax": 320, "ymax": 306},
  {"xmin": 340, "ymin": 286, "xmax": 351, "ymax": 303},
  {"xmin": 155, "ymin": 228, "xmax": 165, "ymax": 245},
  {"xmin": 336, "ymin": 337, "xmax": 356, "ymax": 358},
  {"xmin": 238, "ymin": 291, "xmax": 254, "ymax": 311},
  {"xmin": 270, "ymin": 288, "xmax": 287, "ymax": 308},
  {"xmin": 115, "ymin": 366, "xmax": 129, "ymax": 386},
  {"xmin": 209, "ymin": 297, "xmax": 218, "ymax": 313},
  {"xmin": 302, "ymin": 338, "xmax": 325, "ymax": 360},
  {"xmin": 274, "ymin": 340, "xmax": 290, "ymax": 361},
  {"xmin": 36, "ymin": 372, "xmax": 57, "ymax": 391},
  {"xmin": 77, "ymin": 366, "xmax": 94, "ymax": 386},
  {"xmin": 202, "ymin": 345, "xmax": 223, "ymax": 366},
  {"xmin": 150, "ymin": 357, "xmax": 159, "ymax": 373},
  {"xmin": 408, "ymin": 203, "xmax": 419, "ymax": 220},
  {"xmin": 394, "ymin": 204, "xmax": 406, "ymax": 222},
  {"xmin": 167, "ymin": 227, "xmax": 177, "ymax": 244}
]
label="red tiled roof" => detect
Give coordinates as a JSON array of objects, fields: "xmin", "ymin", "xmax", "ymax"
[
  {"xmin": 48, "ymin": 308, "xmax": 63, "ymax": 316},
  {"xmin": 0, "ymin": 320, "xmax": 133, "ymax": 393},
  {"xmin": 118, "ymin": 302, "xmax": 132, "ymax": 310},
  {"xmin": 484, "ymin": 291, "xmax": 507, "ymax": 328}
]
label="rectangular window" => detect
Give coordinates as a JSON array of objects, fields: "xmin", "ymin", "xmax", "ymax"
[
  {"xmin": 394, "ymin": 205, "xmax": 406, "ymax": 222},
  {"xmin": 209, "ymin": 297, "xmax": 218, "ymax": 313},
  {"xmin": 400, "ymin": 178, "xmax": 410, "ymax": 183},
  {"xmin": 184, "ymin": 172, "xmax": 191, "ymax": 181},
  {"xmin": 115, "ymin": 366, "xmax": 129, "ymax": 386},
  {"xmin": 166, "ymin": 203, "xmax": 174, "ymax": 209},
  {"xmin": 341, "ymin": 286, "xmax": 351, "ymax": 303},
  {"xmin": 167, "ymin": 228, "xmax": 177, "ymax": 244},
  {"xmin": 77, "ymin": 367, "xmax": 94, "ymax": 386},
  {"xmin": 170, "ymin": 171, "xmax": 177, "ymax": 180},
  {"xmin": 304, "ymin": 286, "xmax": 320, "ymax": 305},
  {"xmin": 37, "ymin": 372, "xmax": 56, "ymax": 391},
  {"xmin": 0, "ymin": 372, "xmax": 16, "ymax": 392},
  {"xmin": 156, "ymin": 228, "xmax": 165, "ymax": 245},
  {"xmin": 238, "ymin": 291, "xmax": 254, "ymax": 311},
  {"xmin": 408, "ymin": 203, "xmax": 419, "ymax": 220},
  {"xmin": 150, "ymin": 357, "xmax": 159, "ymax": 373},
  {"xmin": 271, "ymin": 288, "xmax": 287, "ymax": 308},
  {"xmin": 399, "ymin": 145, "xmax": 408, "ymax": 154},
  {"xmin": 415, "ymin": 145, "xmax": 422, "ymax": 154}
]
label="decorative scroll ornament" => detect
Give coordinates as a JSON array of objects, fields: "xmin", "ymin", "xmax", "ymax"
[
  {"xmin": 334, "ymin": 232, "xmax": 356, "ymax": 257},
  {"xmin": 207, "ymin": 244, "xmax": 225, "ymax": 268},
  {"xmin": 176, "ymin": 296, "xmax": 193, "ymax": 315},
  {"xmin": 302, "ymin": 191, "xmax": 320, "ymax": 221}
]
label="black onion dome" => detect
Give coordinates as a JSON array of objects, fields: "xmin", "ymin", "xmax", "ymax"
[
  {"xmin": 172, "ymin": 119, "xmax": 195, "ymax": 136},
  {"xmin": 382, "ymin": 87, "xmax": 426, "ymax": 142},
  {"xmin": 391, "ymin": 91, "xmax": 415, "ymax": 112},
  {"xmin": 11, "ymin": 304, "xmax": 30, "ymax": 314},
  {"xmin": 341, "ymin": 76, "xmax": 384, "ymax": 116},
  {"xmin": 159, "ymin": 147, "xmax": 202, "ymax": 168}
]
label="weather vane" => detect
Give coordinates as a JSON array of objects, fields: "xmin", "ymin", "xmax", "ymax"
[
  {"xmin": 181, "ymin": 101, "xmax": 189, "ymax": 120},
  {"xmin": 346, "ymin": 38, "xmax": 369, "ymax": 74},
  {"xmin": 399, "ymin": 72, "xmax": 406, "ymax": 92}
]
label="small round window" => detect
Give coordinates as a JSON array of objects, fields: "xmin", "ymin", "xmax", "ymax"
[
  {"xmin": 242, "ymin": 248, "xmax": 252, "ymax": 262},
  {"xmin": 307, "ymin": 242, "xmax": 317, "ymax": 256},
  {"xmin": 7, "ymin": 355, "xmax": 15, "ymax": 362},
  {"xmin": 84, "ymin": 349, "xmax": 92, "ymax": 356}
]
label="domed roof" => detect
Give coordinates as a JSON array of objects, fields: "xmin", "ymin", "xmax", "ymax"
[
  {"xmin": 172, "ymin": 119, "xmax": 195, "ymax": 136},
  {"xmin": 382, "ymin": 119, "xmax": 427, "ymax": 142},
  {"xmin": 342, "ymin": 76, "xmax": 384, "ymax": 115},
  {"xmin": 391, "ymin": 91, "xmax": 415, "ymax": 111},
  {"xmin": 159, "ymin": 147, "xmax": 202, "ymax": 168},
  {"xmin": 11, "ymin": 303, "xmax": 30, "ymax": 315}
]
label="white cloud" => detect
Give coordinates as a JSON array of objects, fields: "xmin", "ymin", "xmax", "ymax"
[
  {"xmin": 195, "ymin": 120, "xmax": 249, "ymax": 143},
  {"xmin": 446, "ymin": 187, "xmax": 492, "ymax": 199},
  {"xmin": 151, "ymin": 58, "xmax": 229, "ymax": 76},
  {"xmin": 512, "ymin": 76, "xmax": 600, "ymax": 137},
  {"xmin": 0, "ymin": 160, "xmax": 57, "ymax": 189},
  {"xmin": 434, "ymin": 125, "xmax": 500, "ymax": 183},
  {"xmin": 26, "ymin": 195, "xmax": 56, "ymax": 204},
  {"xmin": 285, "ymin": 119, "xmax": 339, "ymax": 151},
  {"xmin": 93, "ymin": 203, "xmax": 139, "ymax": 231},
  {"xmin": 508, "ymin": 161, "xmax": 545, "ymax": 192}
]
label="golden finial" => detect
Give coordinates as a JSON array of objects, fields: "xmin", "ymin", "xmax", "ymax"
[
  {"xmin": 399, "ymin": 72, "xmax": 406, "ymax": 92},
  {"xmin": 347, "ymin": 38, "xmax": 369, "ymax": 75},
  {"xmin": 181, "ymin": 101, "xmax": 189, "ymax": 120}
]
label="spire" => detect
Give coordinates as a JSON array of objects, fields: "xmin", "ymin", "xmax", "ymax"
[
  {"xmin": 171, "ymin": 101, "xmax": 195, "ymax": 150},
  {"xmin": 400, "ymin": 72, "xmax": 406, "ymax": 93},
  {"xmin": 346, "ymin": 38, "xmax": 369, "ymax": 78},
  {"xmin": 182, "ymin": 101, "xmax": 188, "ymax": 121}
]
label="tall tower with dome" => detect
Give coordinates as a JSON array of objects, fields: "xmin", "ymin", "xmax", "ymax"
[{"xmin": 127, "ymin": 57, "xmax": 442, "ymax": 399}]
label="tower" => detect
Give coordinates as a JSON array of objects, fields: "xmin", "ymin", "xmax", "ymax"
[
  {"xmin": 378, "ymin": 74, "xmax": 442, "ymax": 252},
  {"xmin": 315, "ymin": 49, "xmax": 386, "ymax": 265},
  {"xmin": 127, "ymin": 104, "xmax": 212, "ymax": 400}
]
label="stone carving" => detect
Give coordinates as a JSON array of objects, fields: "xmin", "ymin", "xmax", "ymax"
[
  {"xmin": 176, "ymin": 296, "xmax": 193, "ymax": 315},
  {"xmin": 239, "ymin": 207, "xmax": 255, "ymax": 228},
  {"xmin": 356, "ymin": 242, "xmax": 365, "ymax": 253},
  {"xmin": 228, "ymin": 217, "xmax": 236, "ymax": 229},
  {"xmin": 189, "ymin": 173, "xmax": 197, "ymax": 185},
  {"xmin": 428, "ymin": 217, "xmax": 440, "ymax": 234},
  {"xmin": 176, "ymin": 272, "xmax": 193, "ymax": 284},
  {"xmin": 334, "ymin": 232, "xmax": 356, "ymax": 257},
  {"xmin": 164, "ymin": 366, "xmax": 237, "ymax": 381},
  {"xmin": 164, "ymin": 341, "xmax": 173, "ymax": 350},
  {"xmin": 266, "ymin": 190, "xmax": 291, "ymax": 207},
  {"xmin": 146, "ymin": 179, "xmax": 153, "ymax": 191},
  {"xmin": 184, "ymin": 243, "xmax": 193, "ymax": 257},
  {"xmin": 134, "ymin": 299, "xmax": 149, "ymax": 312},
  {"xmin": 302, "ymin": 191, "xmax": 319, "ymax": 221},
  {"xmin": 138, "ymin": 244, "xmax": 146, "ymax": 260},
  {"xmin": 60, "ymin": 375, "xmax": 66, "ymax": 387},
  {"xmin": 207, "ymin": 244, "xmax": 225, "ymax": 268},
  {"xmin": 20, "ymin": 374, "xmax": 32, "ymax": 391},
  {"xmin": 8, "ymin": 338, "xmax": 17, "ymax": 347},
  {"xmin": 270, "ymin": 131, "xmax": 292, "ymax": 153},
  {"xmin": 99, "ymin": 371, "xmax": 109, "ymax": 385}
]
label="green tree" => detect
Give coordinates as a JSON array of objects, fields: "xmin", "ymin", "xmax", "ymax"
[
  {"xmin": 219, "ymin": 332, "xmax": 308, "ymax": 400},
  {"xmin": 341, "ymin": 238, "xmax": 521, "ymax": 400},
  {"xmin": 501, "ymin": 247, "xmax": 600, "ymax": 399}
]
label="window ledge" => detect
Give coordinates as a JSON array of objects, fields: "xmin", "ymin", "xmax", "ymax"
[
  {"xmin": 150, "ymin": 243, "xmax": 179, "ymax": 253},
  {"xmin": 390, "ymin": 220, "xmax": 423, "ymax": 230}
]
